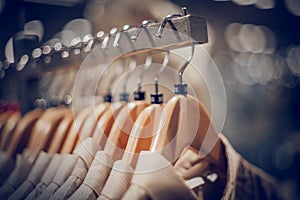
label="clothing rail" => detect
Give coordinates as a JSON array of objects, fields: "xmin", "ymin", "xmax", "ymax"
[
  {"xmin": 32, "ymin": 13, "xmax": 208, "ymax": 71},
  {"xmin": 10, "ymin": 9, "xmax": 208, "ymax": 114}
]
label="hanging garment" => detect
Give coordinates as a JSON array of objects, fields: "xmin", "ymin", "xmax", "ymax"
[
  {"xmin": 122, "ymin": 151, "xmax": 198, "ymax": 200},
  {"xmin": 68, "ymin": 151, "xmax": 114, "ymax": 200},
  {"xmin": 98, "ymin": 104, "xmax": 163, "ymax": 200},
  {"xmin": 98, "ymin": 160, "xmax": 134, "ymax": 200},
  {"xmin": 36, "ymin": 154, "xmax": 78, "ymax": 200},
  {"xmin": 49, "ymin": 137, "xmax": 100, "ymax": 200},
  {"xmin": 25, "ymin": 154, "xmax": 62, "ymax": 200},
  {"xmin": 35, "ymin": 137, "xmax": 100, "ymax": 199},
  {"xmin": 0, "ymin": 153, "xmax": 32, "ymax": 199},
  {"xmin": 7, "ymin": 151, "xmax": 52, "ymax": 200},
  {"xmin": 122, "ymin": 134, "xmax": 281, "ymax": 200},
  {"xmin": 0, "ymin": 151, "xmax": 15, "ymax": 185}
]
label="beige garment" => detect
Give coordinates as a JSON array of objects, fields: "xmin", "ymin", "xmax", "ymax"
[
  {"xmin": 68, "ymin": 151, "xmax": 114, "ymax": 200},
  {"xmin": 0, "ymin": 151, "xmax": 15, "ymax": 185},
  {"xmin": 50, "ymin": 137, "xmax": 101, "ymax": 200},
  {"xmin": 219, "ymin": 134, "xmax": 281, "ymax": 200},
  {"xmin": 7, "ymin": 151, "xmax": 52, "ymax": 200},
  {"xmin": 122, "ymin": 134, "xmax": 281, "ymax": 200},
  {"xmin": 98, "ymin": 160, "xmax": 134, "ymax": 200},
  {"xmin": 122, "ymin": 151, "xmax": 198, "ymax": 200},
  {"xmin": 0, "ymin": 153, "xmax": 32, "ymax": 199},
  {"xmin": 25, "ymin": 154, "xmax": 62, "ymax": 200},
  {"xmin": 36, "ymin": 154, "xmax": 78, "ymax": 200}
]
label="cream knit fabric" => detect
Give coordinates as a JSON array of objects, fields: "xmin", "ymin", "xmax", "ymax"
[
  {"xmin": 25, "ymin": 154, "xmax": 62, "ymax": 200},
  {"xmin": 36, "ymin": 154, "xmax": 78, "ymax": 200},
  {"xmin": 68, "ymin": 151, "xmax": 114, "ymax": 200},
  {"xmin": 8, "ymin": 152, "xmax": 51, "ymax": 200},
  {"xmin": 0, "ymin": 153, "xmax": 32, "ymax": 199},
  {"xmin": 98, "ymin": 160, "xmax": 134, "ymax": 200},
  {"xmin": 50, "ymin": 138, "xmax": 100, "ymax": 200}
]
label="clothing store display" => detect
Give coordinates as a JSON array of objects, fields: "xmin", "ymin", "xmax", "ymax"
[
  {"xmin": 0, "ymin": 10, "xmax": 284, "ymax": 200},
  {"xmin": 69, "ymin": 151, "xmax": 114, "ymax": 200},
  {"xmin": 25, "ymin": 154, "xmax": 62, "ymax": 200},
  {"xmin": 36, "ymin": 154, "xmax": 78, "ymax": 200},
  {"xmin": 50, "ymin": 137, "xmax": 101, "ymax": 200},
  {"xmin": 8, "ymin": 151, "xmax": 51, "ymax": 200},
  {"xmin": 0, "ymin": 153, "xmax": 32, "ymax": 199}
]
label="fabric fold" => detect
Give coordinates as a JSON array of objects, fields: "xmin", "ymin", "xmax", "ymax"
[
  {"xmin": 98, "ymin": 159, "xmax": 134, "ymax": 200},
  {"xmin": 50, "ymin": 138, "xmax": 100, "ymax": 200},
  {"xmin": 36, "ymin": 154, "xmax": 78, "ymax": 200},
  {"xmin": 122, "ymin": 151, "xmax": 198, "ymax": 200},
  {"xmin": 0, "ymin": 151, "xmax": 15, "ymax": 185},
  {"xmin": 0, "ymin": 153, "xmax": 32, "ymax": 199},
  {"xmin": 7, "ymin": 151, "xmax": 51, "ymax": 200},
  {"xmin": 25, "ymin": 154, "xmax": 62, "ymax": 200},
  {"xmin": 68, "ymin": 151, "xmax": 114, "ymax": 200}
]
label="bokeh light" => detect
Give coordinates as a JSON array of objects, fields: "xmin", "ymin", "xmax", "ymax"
[
  {"xmin": 63, "ymin": 18, "xmax": 93, "ymax": 39},
  {"xmin": 255, "ymin": 0, "xmax": 275, "ymax": 9},
  {"xmin": 285, "ymin": 0, "xmax": 300, "ymax": 16},
  {"xmin": 5, "ymin": 37, "xmax": 14, "ymax": 63},
  {"xmin": 24, "ymin": 20, "xmax": 44, "ymax": 41}
]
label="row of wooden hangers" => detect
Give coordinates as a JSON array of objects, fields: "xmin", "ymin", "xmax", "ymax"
[{"xmin": 0, "ymin": 45, "xmax": 226, "ymax": 183}]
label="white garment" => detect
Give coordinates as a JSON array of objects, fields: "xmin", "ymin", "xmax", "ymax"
[
  {"xmin": 50, "ymin": 137, "xmax": 100, "ymax": 200},
  {"xmin": 36, "ymin": 154, "xmax": 78, "ymax": 200},
  {"xmin": 25, "ymin": 154, "xmax": 62, "ymax": 200},
  {"xmin": 122, "ymin": 151, "xmax": 197, "ymax": 200},
  {"xmin": 0, "ymin": 153, "xmax": 32, "ymax": 199},
  {"xmin": 68, "ymin": 151, "xmax": 114, "ymax": 200},
  {"xmin": 8, "ymin": 152, "xmax": 51, "ymax": 200},
  {"xmin": 98, "ymin": 159, "xmax": 134, "ymax": 200},
  {"xmin": 0, "ymin": 151, "xmax": 15, "ymax": 185}
]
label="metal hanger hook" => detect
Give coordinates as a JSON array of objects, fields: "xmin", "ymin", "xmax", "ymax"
[
  {"xmin": 178, "ymin": 44, "xmax": 195, "ymax": 84},
  {"xmin": 155, "ymin": 50, "xmax": 170, "ymax": 82},
  {"xmin": 131, "ymin": 20, "xmax": 156, "ymax": 41},
  {"xmin": 106, "ymin": 58, "xmax": 126, "ymax": 93},
  {"xmin": 122, "ymin": 56, "xmax": 137, "ymax": 93},
  {"xmin": 138, "ymin": 53, "xmax": 153, "ymax": 91}
]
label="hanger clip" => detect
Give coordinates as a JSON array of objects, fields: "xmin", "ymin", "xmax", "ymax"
[
  {"xmin": 120, "ymin": 92, "xmax": 129, "ymax": 102},
  {"xmin": 150, "ymin": 93, "xmax": 163, "ymax": 104},
  {"xmin": 174, "ymin": 83, "xmax": 188, "ymax": 96},
  {"xmin": 104, "ymin": 93, "xmax": 113, "ymax": 102},
  {"xmin": 133, "ymin": 91, "xmax": 145, "ymax": 101}
]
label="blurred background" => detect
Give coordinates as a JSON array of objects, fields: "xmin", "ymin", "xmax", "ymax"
[{"xmin": 0, "ymin": 0, "xmax": 299, "ymax": 199}]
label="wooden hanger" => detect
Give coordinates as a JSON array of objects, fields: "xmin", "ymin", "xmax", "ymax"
[
  {"xmin": 0, "ymin": 111, "xmax": 21, "ymax": 150},
  {"xmin": 149, "ymin": 45, "xmax": 226, "ymax": 170},
  {"xmin": 93, "ymin": 101, "xmax": 126, "ymax": 148},
  {"xmin": 151, "ymin": 94, "xmax": 226, "ymax": 172},
  {"xmin": 47, "ymin": 110, "xmax": 74, "ymax": 154},
  {"xmin": 122, "ymin": 51, "xmax": 169, "ymax": 166},
  {"xmin": 104, "ymin": 100, "xmax": 149, "ymax": 160},
  {"xmin": 6, "ymin": 109, "xmax": 44, "ymax": 157},
  {"xmin": 59, "ymin": 106, "xmax": 92, "ymax": 154},
  {"xmin": 122, "ymin": 104, "xmax": 163, "ymax": 167},
  {"xmin": 104, "ymin": 53, "xmax": 159, "ymax": 160},
  {"xmin": 0, "ymin": 110, "xmax": 15, "ymax": 137},
  {"xmin": 26, "ymin": 106, "xmax": 68, "ymax": 163},
  {"xmin": 74, "ymin": 102, "xmax": 110, "ymax": 148}
]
